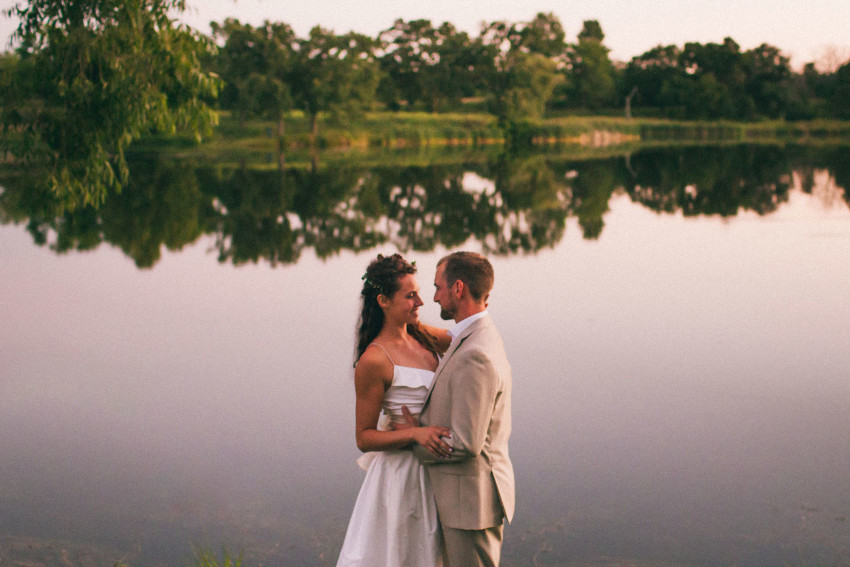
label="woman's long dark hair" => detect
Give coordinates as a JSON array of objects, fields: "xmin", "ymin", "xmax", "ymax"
[{"xmin": 355, "ymin": 253, "xmax": 441, "ymax": 364}]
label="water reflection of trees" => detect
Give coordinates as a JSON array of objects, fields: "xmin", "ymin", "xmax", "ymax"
[
  {"xmin": 624, "ymin": 145, "xmax": 795, "ymax": 216},
  {"xmin": 1, "ymin": 145, "xmax": 847, "ymax": 268}
]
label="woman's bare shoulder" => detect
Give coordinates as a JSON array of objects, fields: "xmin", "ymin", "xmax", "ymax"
[{"xmin": 355, "ymin": 344, "xmax": 394, "ymax": 384}]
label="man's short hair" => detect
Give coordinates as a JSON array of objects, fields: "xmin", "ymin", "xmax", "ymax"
[{"xmin": 438, "ymin": 252, "xmax": 494, "ymax": 302}]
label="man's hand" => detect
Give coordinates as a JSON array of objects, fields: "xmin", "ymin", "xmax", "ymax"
[
  {"xmin": 401, "ymin": 405, "xmax": 419, "ymax": 428},
  {"xmin": 388, "ymin": 405, "xmax": 420, "ymax": 430}
]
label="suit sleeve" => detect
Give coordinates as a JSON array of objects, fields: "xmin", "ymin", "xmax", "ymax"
[{"xmin": 445, "ymin": 348, "xmax": 499, "ymax": 462}]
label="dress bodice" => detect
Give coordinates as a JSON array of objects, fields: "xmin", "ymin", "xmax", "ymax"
[
  {"xmin": 381, "ymin": 365, "xmax": 435, "ymax": 422},
  {"xmin": 355, "ymin": 364, "xmax": 435, "ymax": 471}
]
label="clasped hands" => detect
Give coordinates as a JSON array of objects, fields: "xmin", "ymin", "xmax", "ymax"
[{"xmin": 391, "ymin": 405, "xmax": 453, "ymax": 460}]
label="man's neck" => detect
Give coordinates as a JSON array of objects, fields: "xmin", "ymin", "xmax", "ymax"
[{"xmin": 453, "ymin": 304, "xmax": 486, "ymax": 324}]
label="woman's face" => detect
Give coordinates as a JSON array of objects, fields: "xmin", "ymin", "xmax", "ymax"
[{"xmin": 382, "ymin": 273, "xmax": 424, "ymax": 325}]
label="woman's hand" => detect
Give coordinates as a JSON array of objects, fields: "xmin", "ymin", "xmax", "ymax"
[{"xmin": 390, "ymin": 405, "xmax": 452, "ymax": 459}]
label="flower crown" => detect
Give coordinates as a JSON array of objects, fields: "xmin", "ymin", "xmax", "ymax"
[
  {"xmin": 361, "ymin": 274, "xmax": 384, "ymax": 294},
  {"xmin": 361, "ymin": 259, "xmax": 415, "ymax": 295}
]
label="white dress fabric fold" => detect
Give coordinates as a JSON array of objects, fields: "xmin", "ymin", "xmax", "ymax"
[{"xmin": 337, "ymin": 365, "xmax": 442, "ymax": 567}]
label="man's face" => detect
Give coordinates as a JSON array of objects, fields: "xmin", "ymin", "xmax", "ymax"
[{"xmin": 433, "ymin": 264, "xmax": 456, "ymax": 321}]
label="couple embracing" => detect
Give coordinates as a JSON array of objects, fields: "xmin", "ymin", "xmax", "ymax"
[{"xmin": 337, "ymin": 251, "xmax": 514, "ymax": 567}]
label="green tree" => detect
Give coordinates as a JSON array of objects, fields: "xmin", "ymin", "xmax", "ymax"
[
  {"xmin": 623, "ymin": 37, "xmax": 796, "ymax": 119},
  {"xmin": 676, "ymin": 38, "xmax": 748, "ymax": 118},
  {"xmin": 516, "ymin": 12, "xmax": 566, "ymax": 58},
  {"xmin": 209, "ymin": 19, "xmax": 265, "ymax": 119},
  {"xmin": 829, "ymin": 60, "xmax": 850, "ymax": 118},
  {"xmin": 211, "ymin": 19, "xmax": 296, "ymax": 136},
  {"xmin": 492, "ymin": 52, "xmax": 561, "ymax": 123},
  {"xmin": 801, "ymin": 62, "xmax": 836, "ymax": 117},
  {"xmin": 661, "ymin": 71, "xmax": 736, "ymax": 119},
  {"xmin": 622, "ymin": 44, "xmax": 682, "ymax": 110},
  {"xmin": 479, "ymin": 13, "xmax": 565, "ymax": 58},
  {"xmin": 210, "ymin": 18, "xmax": 295, "ymax": 167},
  {"xmin": 578, "ymin": 20, "xmax": 604, "ymax": 42},
  {"xmin": 743, "ymin": 43, "xmax": 792, "ymax": 118},
  {"xmin": 481, "ymin": 14, "xmax": 566, "ymax": 122},
  {"xmin": 377, "ymin": 19, "xmax": 486, "ymax": 111},
  {"xmin": 1, "ymin": 0, "xmax": 219, "ymax": 209},
  {"xmin": 377, "ymin": 19, "xmax": 433, "ymax": 109},
  {"xmin": 566, "ymin": 20, "xmax": 616, "ymax": 110},
  {"xmin": 425, "ymin": 23, "xmax": 490, "ymax": 111},
  {"xmin": 290, "ymin": 27, "xmax": 381, "ymax": 138}
]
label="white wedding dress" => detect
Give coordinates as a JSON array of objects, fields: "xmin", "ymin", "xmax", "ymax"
[{"xmin": 336, "ymin": 357, "xmax": 442, "ymax": 567}]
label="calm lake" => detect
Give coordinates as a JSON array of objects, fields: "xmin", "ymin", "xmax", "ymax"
[{"xmin": 2, "ymin": 143, "xmax": 850, "ymax": 566}]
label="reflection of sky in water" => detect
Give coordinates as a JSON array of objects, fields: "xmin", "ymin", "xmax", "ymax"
[{"xmin": 1, "ymin": 175, "xmax": 850, "ymax": 565}]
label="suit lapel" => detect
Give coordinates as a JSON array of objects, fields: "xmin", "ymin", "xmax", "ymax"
[{"xmin": 422, "ymin": 316, "xmax": 488, "ymax": 409}]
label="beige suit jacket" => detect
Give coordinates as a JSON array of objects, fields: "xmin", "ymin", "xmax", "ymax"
[{"xmin": 416, "ymin": 314, "xmax": 515, "ymax": 530}]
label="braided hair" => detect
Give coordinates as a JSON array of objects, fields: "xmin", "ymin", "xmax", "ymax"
[{"xmin": 355, "ymin": 253, "xmax": 441, "ymax": 364}]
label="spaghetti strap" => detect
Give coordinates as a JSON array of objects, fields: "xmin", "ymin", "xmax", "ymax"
[{"xmin": 368, "ymin": 342, "xmax": 395, "ymax": 365}]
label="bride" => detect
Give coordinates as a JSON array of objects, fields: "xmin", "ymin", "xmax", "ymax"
[{"xmin": 337, "ymin": 253, "xmax": 452, "ymax": 567}]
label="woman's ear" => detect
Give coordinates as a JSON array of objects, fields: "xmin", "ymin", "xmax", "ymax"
[{"xmin": 377, "ymin": 294, "xmax": 388, "ymax": 309}]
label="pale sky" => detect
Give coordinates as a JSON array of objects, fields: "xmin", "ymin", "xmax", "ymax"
[{"xmin": 2, "ymin": 0, "xmax": 850, "ymax": 69}]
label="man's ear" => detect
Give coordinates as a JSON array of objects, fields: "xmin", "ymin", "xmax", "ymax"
[{"xmin": 453, "ymin": 280, "xmax": 465, "ymax": 299}]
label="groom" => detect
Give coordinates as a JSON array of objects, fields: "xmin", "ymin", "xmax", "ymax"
[{"xmin": 411, "ymin": 251, "xmax": 515, "ymax": 567}]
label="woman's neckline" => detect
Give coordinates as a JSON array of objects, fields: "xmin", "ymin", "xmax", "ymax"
[{"xmin": 393, "ymin": 364, "xmax": 436, "ymax": 373}]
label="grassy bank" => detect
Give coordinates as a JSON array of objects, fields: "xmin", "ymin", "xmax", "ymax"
[
  {"xmin": 212, "ymin": 110, "xmax": 503, "ymax": 150},
  {"xmin": 135, "ymin": 111, "xmax": 850, "ymax": 168},
  {"xmin": 218, "ymin": 112, "xmax": 850, "ymax": 145}
]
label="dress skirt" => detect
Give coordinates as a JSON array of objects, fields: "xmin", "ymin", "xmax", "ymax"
[{"xmin": 336, "ymin": 448, "xmax": 442, "ymax": 567}]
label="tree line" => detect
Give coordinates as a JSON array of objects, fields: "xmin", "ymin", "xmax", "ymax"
[{"xmin": 204, "ymin": 13, "xmax": 850, "ymax": 127}]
